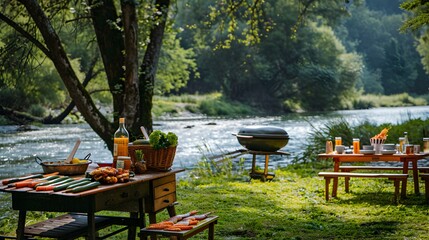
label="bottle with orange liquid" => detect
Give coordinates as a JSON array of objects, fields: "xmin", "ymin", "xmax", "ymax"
[{"xmin": 113, "ymin": 117, "xmax": 129, "ymax": 168}]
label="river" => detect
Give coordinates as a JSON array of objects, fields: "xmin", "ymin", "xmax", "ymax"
[{"xmin": 0, "ymin": 106, "xmax": 428, "ymax": 179}]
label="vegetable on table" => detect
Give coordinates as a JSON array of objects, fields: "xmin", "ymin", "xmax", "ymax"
[
  {"xmin": 149, "ymin": 130, "xmax": 178, "ymax": 149},
  {"xmin": 69, "ymin": 181, "xmax": 100, "ymax": 193}
]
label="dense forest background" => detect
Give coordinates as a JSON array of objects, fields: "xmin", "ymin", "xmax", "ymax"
[
  {"xmin": 176, "ymin": 0, "xmax": 429, "ymax": 112},
  {"xmin": 0, "ymin": 0, "xmax": 428, "ymax": 125}
]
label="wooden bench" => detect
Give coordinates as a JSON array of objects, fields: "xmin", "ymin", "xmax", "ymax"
[
  {"xmin": 21, "ymin": 213, "xmax": 136, "ymax": 240},
  {"xmin": 318, "ymin": 172, "xmax": 408, "ymax": 202},
  {"xmin": 140, "ymin": 216, "xmax": 218, "ymax": 240},
  {"xmin": 339, "ymin": 166, "xmax": 404, "ymax": 192},
  {"xmin": 421, "ymin": 173, "xmax": 429, "ymax": 204}
]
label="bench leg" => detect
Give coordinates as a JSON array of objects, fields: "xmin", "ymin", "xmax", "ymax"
[
  {"xmin": 393, "ymin": 179, "xmax": 400, "ymax": 203},
  {"xmin": 424, "ymin": 177, "xmax": 429, "ymax": 204},
  {"xmin": 340, "ymin": 169, "xmax": 351, "ymax": 193},
  {"xmin": 324, "ymin": 177, "xmax": 331, "ymax": 201},
  {"xmin": 345, "ymin": 177, "xmax": 350, "ymax": 193}
]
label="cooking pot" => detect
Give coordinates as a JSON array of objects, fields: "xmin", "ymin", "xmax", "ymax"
[
  {"xmin": 234, "ymin": 126, "xmax": 289, "ymax": 152},
  {"xmin": 35, "ymin": 154, "xmax": 92, "ymax": 175}
]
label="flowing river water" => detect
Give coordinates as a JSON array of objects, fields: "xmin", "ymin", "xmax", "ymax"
[{"xmin": 1, "ymin": 106, "xmax": 428, "ymax": 179}]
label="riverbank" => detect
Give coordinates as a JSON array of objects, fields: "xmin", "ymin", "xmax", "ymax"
[{"xmin": 152, "ymin": 93, "xmax": 428, "ymax": 119}]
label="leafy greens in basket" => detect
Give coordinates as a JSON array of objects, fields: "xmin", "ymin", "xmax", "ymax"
[{"xmin": 149, "ymin": 130, "xmax": 178, "ymax": 149}]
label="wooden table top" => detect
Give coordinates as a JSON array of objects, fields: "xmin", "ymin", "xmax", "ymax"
[
  {"xmin": 318, "ymin": 152, "xmax": 429, "ymax": 161},
  {"xmin": 0, "ymin": 169, "xmax": 185, "ymax": 197}
]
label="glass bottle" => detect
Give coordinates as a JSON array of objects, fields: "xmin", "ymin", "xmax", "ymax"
[
  {"xmin": 403, "ymin": 132, "xmax": 409, "ymax": 153},
  {"xmin": 113, "ymin": 117, "xmax": 129, "ymax": 168},
  {"xmin": 398, "ymin": 137, "xmax": 405, "ymax": 154},
  {"xmin": 325, "ymin": 139, "xmax": 333, "ymax": 154}
]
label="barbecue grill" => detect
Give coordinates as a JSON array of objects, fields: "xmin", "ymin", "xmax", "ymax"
[{"xmin": 234, "ymin": 126, "xmax": 289, "ymax": 152}]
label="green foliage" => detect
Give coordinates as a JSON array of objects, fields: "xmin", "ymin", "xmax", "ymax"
[
  {"xmin": 148, "ymin": 130, "xmax": 178, "ymax": 149},
  {"xmin": 28, "ymin": 104, "xmax": 46, "ymax": 118},
  {"xmin": 354, "ymin": 93, "xmax": 427, "ymax": 109},
  {"xmin": 400, "ymin": 0, "xmax": 429, "ymax": 32},
  {"xmin": 341, "ymin": 2, "xmax": 426, "ymax": 95},
  {"xmin": 156, "ymin": 31, "xmax": 199, "ymax": 95},
  {"xmin": 199, "ymin": 98, "xmax": 255, "ymax": 116},
  {"xmin": 179, "ymin": 0, "xmax": 363, "ymax": 112}
]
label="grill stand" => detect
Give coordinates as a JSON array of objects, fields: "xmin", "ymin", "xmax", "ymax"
[
  {"xmin": 208, "ymin": 149, "xmax": 290, "ymax": 181},
  {"xmin": 247, "ymin": 150, "xmax": 289, "ymax": 181}
]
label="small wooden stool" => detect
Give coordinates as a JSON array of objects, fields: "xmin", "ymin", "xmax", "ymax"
[{"xmin": 140, "ymin": 216, "xmax": 218, "ymax": 240}]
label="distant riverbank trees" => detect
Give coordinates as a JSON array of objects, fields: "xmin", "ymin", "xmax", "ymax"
[{"xmin": 177, "ymin": 0, "xmax": 428, "ymax": 112}]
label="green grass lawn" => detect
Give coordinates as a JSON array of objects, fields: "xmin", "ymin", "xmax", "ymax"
[
  {"xmin": 1, "ymin": 162, "xmax": 429, "ymax": 239},
  {"xmin": 172, "ymin": 163, "xmax": 429, "ymax": 240}
]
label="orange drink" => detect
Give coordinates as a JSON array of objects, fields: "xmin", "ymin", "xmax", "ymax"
[
  {"xmin": 335, "ymin": 137, "xmax": 342, "ymax": 147},
  {"xmin": 353, "ymin": 138, "xmax": 360, "ymax": 154}
]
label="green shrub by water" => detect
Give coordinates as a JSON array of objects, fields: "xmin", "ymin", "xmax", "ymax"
[
  {"xmin": 296, "ymin": 117, "xmax": 429, "ymax": 163},
  {"xmin": 354, "ymin": 93, "xmax": 427, "ymax": 109}
]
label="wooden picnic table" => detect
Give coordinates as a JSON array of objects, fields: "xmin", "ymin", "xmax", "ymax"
[
  {"xmin": 318, "ymin": 153, "xmax": 429, "ymax": 198},
  {"xmin": 0, "ymin": 169, "xmax": 184, "ymax": 240}
]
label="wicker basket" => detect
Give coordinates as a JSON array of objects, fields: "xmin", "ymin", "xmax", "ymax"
[{"xmin": 129, "ymin": 144, "xmax": 177, "ymax": 171}]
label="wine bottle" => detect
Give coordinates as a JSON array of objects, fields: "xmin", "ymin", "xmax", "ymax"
[{"xmin": 113, "ymin": 117, "xmax": 129, "ymax": 167}]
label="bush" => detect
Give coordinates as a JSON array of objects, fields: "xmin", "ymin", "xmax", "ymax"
[
  {"xmin": 199, "ymin": 99, "xmax": 254, "ymax": 116},
  {"xmin": 28, "ymin": 104, "xmax": 46, "ymax": 117}
]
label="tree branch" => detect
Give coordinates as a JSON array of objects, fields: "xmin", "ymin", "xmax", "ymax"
[{"xmin": 0, "ymin": 11, "xmax": 51, "ymax": 59}]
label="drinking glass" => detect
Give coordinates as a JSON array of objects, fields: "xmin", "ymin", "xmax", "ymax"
[
  {"xmin": 353, "ymin": 138, "xmax": 360, "ymax": 154},
  {"xmin": 335, "ymin": 137, "xmax": 342, "ymax": 147},
  {"xmin": 398, "ymin": 137, "xmax": 405, "ymax": 153},
  {"xmin": 423, "ymin": 138, "xmax": 429, "ymax": 153}
]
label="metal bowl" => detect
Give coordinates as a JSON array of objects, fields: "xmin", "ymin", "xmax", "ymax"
[
  {"xmin": 35, "ymin": 154, "xmax": 92, "ymax": 175},
  {"xmin": 235, "ymin": 126, "xmax": 289, "ymax": 152}
]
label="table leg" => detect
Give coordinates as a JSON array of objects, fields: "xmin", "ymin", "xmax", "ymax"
[
  {"xmin": 128, "ymin": 212, "xmax": 138, "ymax": 240},
  {"xmin": 16, "ymin": 210, "xmax": 26, "ymax": 240},
  {"xmin": 87, "ymin": 211, "xmax": 95, "ymax": 240},
  {"xmin": 208, "ymin": 222, "xmax": 215, "ymax": 240},
  {"xmin": 138, "ymin": 198, "xmax": 145, "ymax": 240},
  {"xmin": 411, "ymin": 159, "xmax": 420, "ymax": 194},
  {"xmin": 402, "ymin": 161, "xmax": 409, "ymax": 198},
  {"xmin": 332, "ymin": 159, "xmax": 340, "ymax": 197},
  {"xmin": 167, "ymin": 204, "xmax": 177, "ymax": 217}
]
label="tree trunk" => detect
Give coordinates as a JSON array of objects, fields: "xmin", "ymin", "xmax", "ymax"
[
  {"xmin": 139, "ymin": 0, "xmax": 171, "ymax": 133},
  {"xmin": 18, "ymin": 0, "xmax": 115, "ymax": 149},
  {"xmin": 121, "ymin": 0, "xmax": 140, "ymax": 134},
  {"xmin": 88, "ymin": 0, "xmax": 126, "ymax": 122}
]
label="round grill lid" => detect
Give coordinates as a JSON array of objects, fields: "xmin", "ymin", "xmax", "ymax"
[{"xmin": 238, "ymin": 126, "xmax": 289, "ymax": 138}]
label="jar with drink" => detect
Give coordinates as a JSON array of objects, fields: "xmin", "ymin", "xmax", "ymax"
[
  {"xmin": 423, "ymin": 138, "xmax": 429, "ymax": 153},
  {"xmin": 353, "ymin": 138, "xmax": 360, "ymax": 154},
  {"xmin": 335, "ymin": 137, "xmax": 342, "ymax": 147}
]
